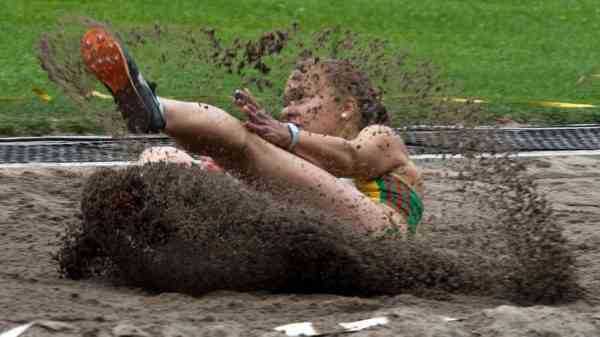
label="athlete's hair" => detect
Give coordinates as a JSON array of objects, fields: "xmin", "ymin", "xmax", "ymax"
[{"xmin": 285, "ymin": 58, "xmax": 390, "ymax": 128}]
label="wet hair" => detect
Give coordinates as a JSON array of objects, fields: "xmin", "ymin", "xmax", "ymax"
[{"xmin": 286, "ymin": 58, "xmax": 390, "ymax": 128}]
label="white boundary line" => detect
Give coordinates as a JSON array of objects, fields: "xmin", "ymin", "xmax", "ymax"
[
  {"xmin": 0, "ymin": 135, "xmax": 168, "ymax": 142},
  {"xmin": 1, "ymin": 150, "xmax": 600, "ymax": 169},
  {"xmin": 412, "ymin": 149, "xmax": 600, "ymax": 160},
  {"xmin": 0, "ymin": 161, "xmax": 134, "ymax": 169},
  {"xmin": 399, "ymin": 124, "xmax": 600, "ymax": 131}
]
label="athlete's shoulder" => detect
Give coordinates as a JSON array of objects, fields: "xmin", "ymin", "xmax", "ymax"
[{"xmin": 358, "ymin": 124, "xmax": 398, "ymax": 138}]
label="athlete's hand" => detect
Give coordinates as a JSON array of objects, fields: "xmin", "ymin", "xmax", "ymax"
[{"xmin": 233, "ymin": 89, "xmax": 292, "ymax": 149}]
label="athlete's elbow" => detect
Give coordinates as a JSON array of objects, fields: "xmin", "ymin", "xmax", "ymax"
[
  {"xmin": 316, "ymin": 147, "xmax": 355, "ymax": 177},
  {"xmin": 337, "ymin": 145, "xmax": 364, "ymax": 177}
]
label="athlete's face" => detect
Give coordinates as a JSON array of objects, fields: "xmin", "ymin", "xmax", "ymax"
[{"xmin": 281, "ymin": 67, "xmax": 357, "ymax": 137}]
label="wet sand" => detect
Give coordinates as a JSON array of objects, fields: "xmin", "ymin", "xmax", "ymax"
[{"xmin": 1, "ymin": 156, "xmax": 600, "ymax": 336}]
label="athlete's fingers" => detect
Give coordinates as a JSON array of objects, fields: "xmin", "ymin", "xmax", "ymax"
[
  {"xmin": 233, "ymin": 90, "xmax": 246, "ymax": 106},
  {"xmin": 240, "ymin": 105, "xmax": 251, "ymax": 115},
  {"xmin": 244, "ymin": 108, "xmax": 259, "ymax": 123},
  {"xmin": 242, "ymin": 88, "xmax": 258, "ymax": 105},
  {"xmin": 241, "ymin": 105, "xmax": 260, "ymax": 122},
  {"xmin": 245, "ymin": 121, "xmax": 268, "ymax": 135},
  {"xmin": 247, "ymin": 107, "xmax": 270, "ymax": 126},
  {"xmin": 233, "ymin": 89, "xmax": 257, "ymax": 109},
  {"xmin": 246, "ymin": 103, "xmax": 259, "ymax": 114}
]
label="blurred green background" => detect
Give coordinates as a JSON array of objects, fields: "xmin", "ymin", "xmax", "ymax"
[{"xmin": 3, "ymin": 0, "xmax": 600, "ymax": 135}]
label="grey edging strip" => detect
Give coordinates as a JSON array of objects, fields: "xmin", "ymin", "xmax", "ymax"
[
  {"xmin": 1, "ymin": 150, "xmax": 599, "ymax": 169},
  {"xmin": 0, "ymin": 161, "xmax": 135, "ymax": 169},
  {"xmin": 0, "ymin": 135, "xmax": 168, "ymax": 143},
  {"xmin": 3, "ymin": 125, "xmax": 600, "ymax": 143}
]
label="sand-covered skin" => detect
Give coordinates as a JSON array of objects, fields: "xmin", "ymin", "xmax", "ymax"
[{"xmin": 1, "ymin": 156, "xmax": 599, "ymax": 336}]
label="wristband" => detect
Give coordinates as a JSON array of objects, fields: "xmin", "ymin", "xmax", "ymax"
[{"xmin": 286, "ymin": 123, "xmax": 300, "ymax": 151}]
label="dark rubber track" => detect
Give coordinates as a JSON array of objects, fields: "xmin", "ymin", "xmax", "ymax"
[{"xmin": 1, "ymin": 126, "xmax": 600, "ymax": 164}]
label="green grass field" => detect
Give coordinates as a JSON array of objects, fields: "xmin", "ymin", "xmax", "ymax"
[{"xmin": 3, "ymin": 0, "xmax": 600, "ymax": 135}]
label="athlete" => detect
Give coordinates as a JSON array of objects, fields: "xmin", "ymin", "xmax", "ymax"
[{"xmin": 81, "ymin": 27, "xmax": 424, "ymax": 234}]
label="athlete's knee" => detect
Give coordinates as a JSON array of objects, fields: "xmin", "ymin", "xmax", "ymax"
[{"xmin": 138, "ymin": 146, "xmax": 194, "ymax": 167}]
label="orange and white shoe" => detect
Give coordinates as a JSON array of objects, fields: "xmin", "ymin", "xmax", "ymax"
[{"xmin": 81, "ymin": 27, "xmax": 165, "ymax": 133}]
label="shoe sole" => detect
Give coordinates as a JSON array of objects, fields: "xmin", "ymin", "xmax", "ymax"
[
  {"xmin": 81, "ymin": 27, "xmax": 131, "ymax": 94},
  {"xmin": 80, "ymin": 27, "xmax": 150, "ymax": 133}
]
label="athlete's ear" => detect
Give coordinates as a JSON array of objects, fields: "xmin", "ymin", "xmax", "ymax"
[{"xmin": 340, "ymin": 99, "xmax": 358, "ymax": 121}]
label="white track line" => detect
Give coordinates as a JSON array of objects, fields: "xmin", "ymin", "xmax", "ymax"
[
  {"xmin": 1, "ymin": 150, "xmax": 600, "ymax": 169},
  {"xmin": 0, "ymin": 135, "xmax": 168, "ymax": 142},
  {"xmin": 0, "ymin": 161, "xmax": 134, "ymax": 169},
  {"xmin": 412, "ymin": 149, "xmax": 600, "ymax": 160},
  {"xmin": 397, "ymin": 124, "xmax": 600, "ymax": 131}
]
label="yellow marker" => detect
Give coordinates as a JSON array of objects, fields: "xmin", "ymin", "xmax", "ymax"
[
  {"xmin": 529, "ymin": 101, "xmax": 596, "ymax": 109},
  {"xmin": 0, "ymin": 89, "xmax": 598, "ymax": 110},
  {"xmin": 90, "ymin": 90, "xmax": 112, "ymax": 99},
  {"xmin": 90, "ymin": 90, "xmax": 178, "ymax": 100},
  {"xmin": 450, "ymin": 97, "xmax": 487, "ymax": 104},
  {"xmin": 32, "ymin": 87, "xmax": 52, "ymax": 102},
  {"xmin": 450, "ymin": 97, "xmax": 596, "ymax": 109}
]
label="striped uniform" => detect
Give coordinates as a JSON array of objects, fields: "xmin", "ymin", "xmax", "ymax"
[{"xmin": 354, "ymin": 172, "xmax": 424, "ymax": 233}]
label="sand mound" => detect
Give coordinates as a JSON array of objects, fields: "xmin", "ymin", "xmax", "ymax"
[
  {"xmin": 59, "ymin": 164, "xmax": 466, "ymax": 296},
  {"xmin": 58, "ymin": 163, "xmax": 580, "ymax": 303}
]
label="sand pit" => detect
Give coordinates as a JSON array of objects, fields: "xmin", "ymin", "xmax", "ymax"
[{"xmin": 1, "ymin": 156, "xmax": 600, "ymax": 336}]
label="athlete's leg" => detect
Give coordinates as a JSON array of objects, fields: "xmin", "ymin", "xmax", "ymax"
[{"xmin": 158, "ymin": 98, "xmax": 250, "ymax": 170}]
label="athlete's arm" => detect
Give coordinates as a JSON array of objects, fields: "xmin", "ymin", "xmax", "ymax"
[
  {"xmin": 291, "ymin": 125, "xmax": 409, "ymax": 179},
  {"xmin": 233, "ymin": 90, "xmax": 409, "ymax": 178}
]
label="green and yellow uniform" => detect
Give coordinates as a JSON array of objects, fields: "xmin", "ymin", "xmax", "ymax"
[{"xmin": 355, "ymin": 171, "xmax": 424, "ymax": 233}]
